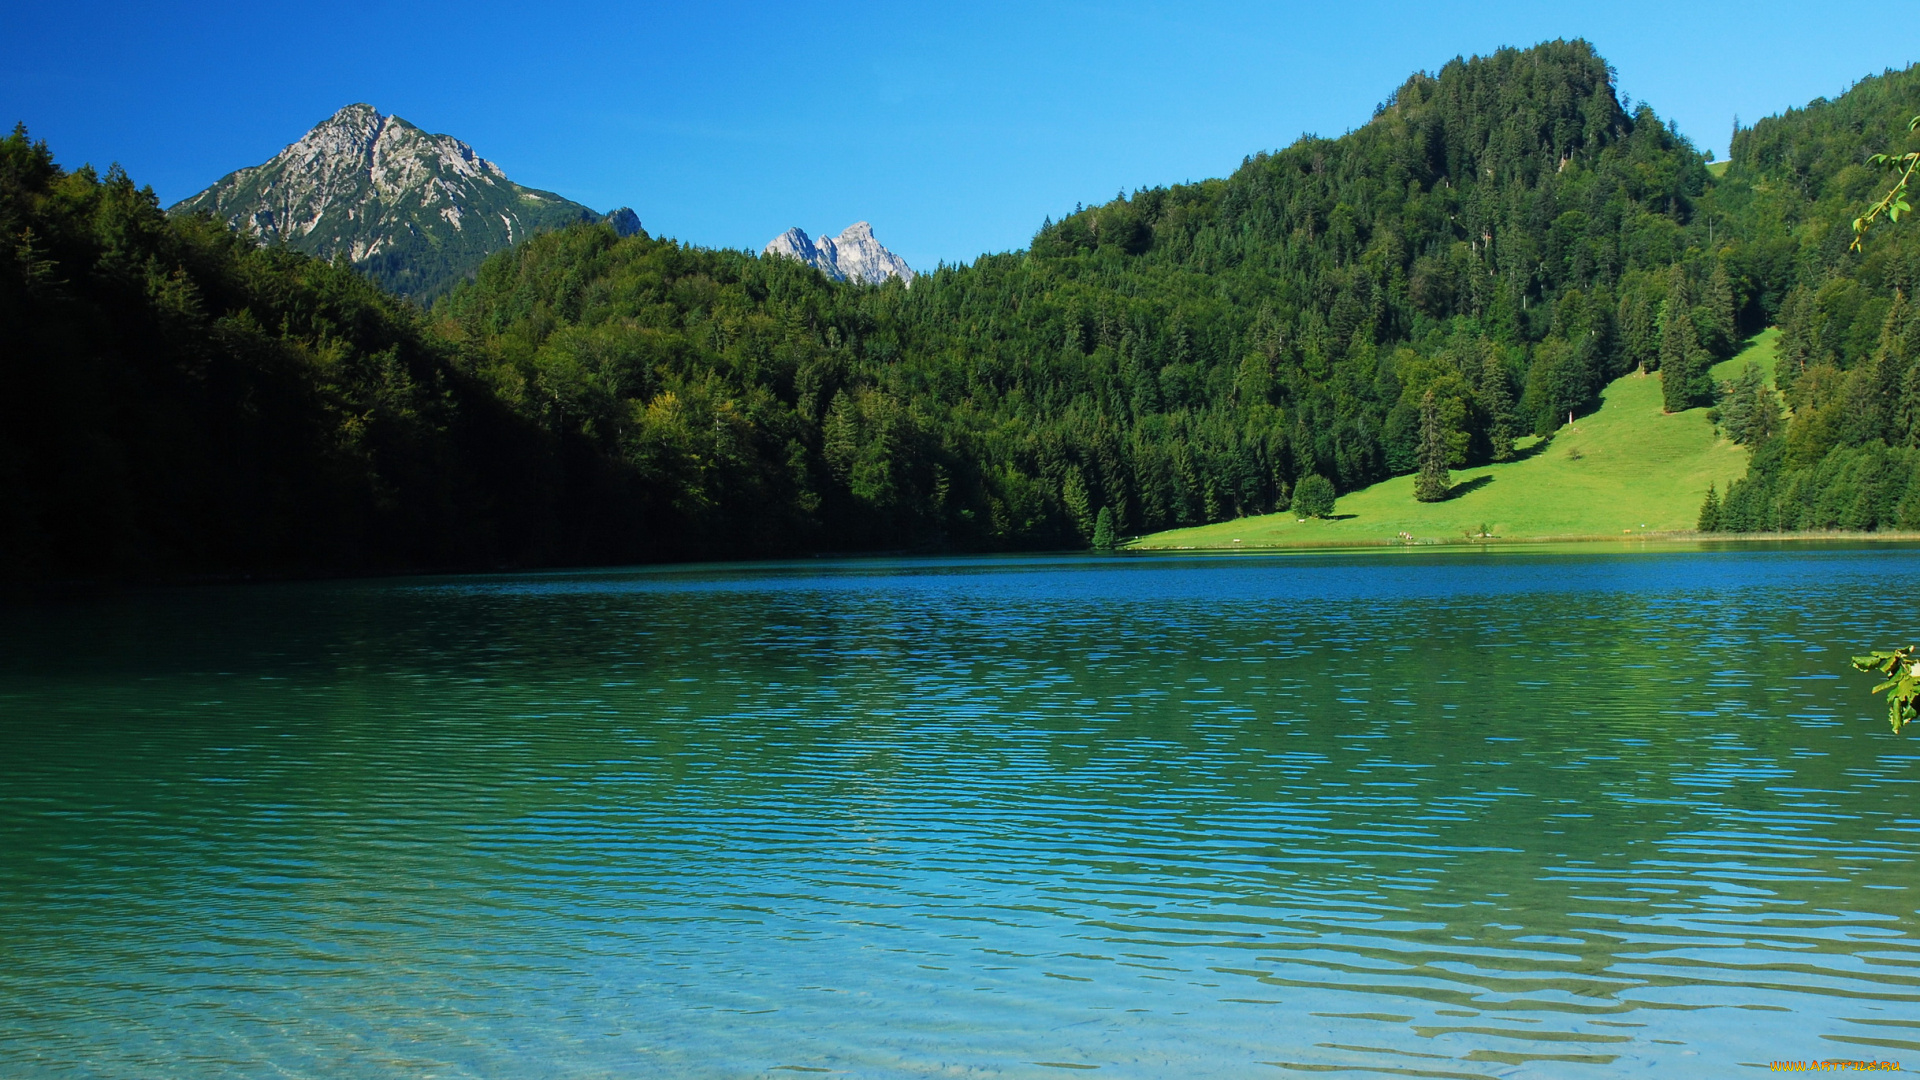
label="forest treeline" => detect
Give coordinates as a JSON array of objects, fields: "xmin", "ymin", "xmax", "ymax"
[
  {"xmin": 0, "ymin": 134, "xmax": 652, "ymax": 578},
  {"xmin": 5, "ymin": 40, "xmax": 1918, "ymax": 580},
  {"xmin": 1695, "ymin": 64, "xmax": 1920, "ymax": 533},
  {"xmin": 437, "ymin": 40, "xmax": 1752, "ymax": 560}
]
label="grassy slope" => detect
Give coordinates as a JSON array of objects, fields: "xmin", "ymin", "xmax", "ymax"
[{"xmin": 1133, "ymin": 330, "xmax": 1779, "ymax": 549}]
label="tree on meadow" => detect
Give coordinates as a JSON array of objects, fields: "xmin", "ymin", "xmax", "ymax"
[
  {"xmin": 1660, "ymin": 267, "xmax": 1710, "ymax": 412},
  {"xmin": 1291, "ymin": 473, "xmax": 1336, "ymax": 518},
  {"xmin": 1618, "ymin": 291, "xmax": 1657, "ymax": 373},
  {"xmin": 1480, "ymin": 350, "xmax": 1517, "ymax": 462},
  {"xmin": 1414, "ymin": 390, "xmax": 1452, "ymax": 502},
  {"xmin": 1717, "ymin": 362, "xmax": 1781, "ymax": 446},
  {"xmin": 1701, "ymin": 260, "xmax": 1738, "ymax": 357}
]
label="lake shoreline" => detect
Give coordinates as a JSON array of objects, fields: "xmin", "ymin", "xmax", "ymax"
[
  {"xmin": 1124, "ymin": 529, "xmax": 1920, "ymax": 554},
  {"xmin": 14, "ymin": 530, "xmax": 1920, "ymax": 603}
]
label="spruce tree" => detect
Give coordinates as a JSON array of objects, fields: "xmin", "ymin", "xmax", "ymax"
[
  {"xmin": 1704, "ymin": 260, "xmax": 1737, "ymax": 357},
  {"xmin": 1661, "ymin": 308, "xmax": 1705, "ymax": 413},
  {"xmin": 1414, "ymin": 389, "xmax": 1452, "ymax": 502},
  {"xmin": 1745, "ymin": 382, "xmax": 1782, "ymax": 445},
  {"xmin": 1663, "ymin": 263, "xmax": 1691, "ymax": 316},
  {"xmin": 1091, "ymin": 506, "xmax": 1117, "ymax": 550},
  {"xmin": 1896, "ymin": 358, "xmax": 1920, "ymax": 446},
  {"xmin": 1480, "ymin": 350, "xmax": 1516, "ymax": 462},
  {"xmin": 1719, "ymin": 362, "xmax": 1782, "ymax": 445},
  {"xmin": 1698, "ymin": 483, "xmax": 1722, "ymax": 532},
  {"xmin": 1719, "ymin": 481, "xmax": 1748, "ymax": 534},
  {"xmin": 1619, "ymin": 292, "xmax": 1656, "ymax": 372},
  {"xmin": 1775, "ymin": 285, "xmax": 1816, "ymax": 397},
  {"xmin": 1062, "ymin": 467, "xmax": 1095, "ymax": 539},
  {"xmin": 1718, "ymin": 362, "xmax": 1759, "ymax": 441},
  {"xmin": 1654, "ymin": 265, "xmax": 1690, "ymax": 373}
]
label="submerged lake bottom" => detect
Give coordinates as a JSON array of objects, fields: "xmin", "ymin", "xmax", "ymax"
[{"xmin": 1, "ymin": 548, "xmax": 1917, "ymax": 1078}]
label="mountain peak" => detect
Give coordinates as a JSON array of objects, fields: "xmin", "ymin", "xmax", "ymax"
[
  {"xmin": 763, "ymin": 222, "xmax": 913, "ymax": 285},
  {"xmin": 602, "ymin": 207, "xmax": 644, "ymax": 238},
  {"xmin": 171, "ymin": 105, "xmax": 630, "ymax": 300}
]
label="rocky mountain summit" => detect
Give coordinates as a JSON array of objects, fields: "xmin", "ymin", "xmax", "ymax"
[
  {"xmin": 171, "ymin": 104, "xmax": 640, "ymax": 299},
  {"xmin": 764, "ymin": 222, "xmax": 914, "ymax": 285}
]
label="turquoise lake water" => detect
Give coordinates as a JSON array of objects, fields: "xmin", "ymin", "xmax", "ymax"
[{"xmin": 1, "ymin": 548, "xmax": 1916, "ymax": 1077}]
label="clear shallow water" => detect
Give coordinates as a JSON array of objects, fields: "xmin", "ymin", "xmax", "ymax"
[{"xmin": 1, "ymin": 549, "xmax": 1917, "ymax": 1078}]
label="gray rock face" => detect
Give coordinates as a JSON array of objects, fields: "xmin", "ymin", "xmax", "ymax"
[
  {"xmin": 763, "ymin": 222, "xmax": 914, "ymax": 285},
  {"xmin": 602, "ymin": 207, "xmax": 644, "ymax": 238},
  {"xmin": 171, "ymin": 104, "xmax": 642, "ymax": 299}
]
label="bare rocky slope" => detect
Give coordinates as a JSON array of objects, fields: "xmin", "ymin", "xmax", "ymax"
[
  {"xmin": 171, "ymin": 104, "xmax": 640, "ymax": 300},
  {"xmin": 764, "ymin": 222, "xmax": 914, "ymax": 284}
]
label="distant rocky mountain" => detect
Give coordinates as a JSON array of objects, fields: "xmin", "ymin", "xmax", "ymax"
[
  {"xmin": 763, "ymin": 222, "xmax": 914, "ymax": 285},
  {"xmin": 170, "ymin": 104, "xmax": 641, "ymax": 300}
]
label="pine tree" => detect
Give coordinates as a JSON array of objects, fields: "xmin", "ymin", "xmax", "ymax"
[
  {"xmin": 1480, "ymin": 349, "xmax": 1516, "ymax": 462},
  {"xmin": 1091, "ymin": 506, "xmax": 1117, "ymax": 550},
  {"xmin": 1661, "ymin": 308, "xmax": 1705, "ymax": 412},
  {"xmin": 1703, "ymin": 260, "xmax": 1737, "ymax": 357},
  {"xmin": 1775, "ymin": 285, "xmax": 1816, "ymax": 397},
  {"xmin": 1619, "ymin": 292, "xmax": 1656, "ymax": 372},
  {"xmin": 1718, "ymin": 363, "xmax": 1754, "ymax": 441},
  {"xmin": 1719, "ymin": 362, "xmax": 1781, "ymax": 445},
  {"xmin": 1698, "ymin": 483, "xmax": 1722, "ymax": 532},
  {"xmin": 1062, "ymin": 466, "xmax": 1094, "ymax": 539},
  {"xmin": 1720, "ymin": 479, "xmax": 1750, "ymax": 534},
  {"xmin": 1414, "ymin": 389, "xmax": 1452, "ymax": 502},
  {"xmin": 1745, "ymin": 381, "xmax": 1782, "ymax": 444},
  {"xmin": 1654, "ymin": 266, "xmax": 1690, "ymax": 367},
  {"xmin": 1897, "ymin": 350, "xmax": 1920, "ymax": 447}
]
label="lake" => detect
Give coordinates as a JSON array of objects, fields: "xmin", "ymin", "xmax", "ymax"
[{"xmin": 2, "ymin": 547, "xmax": 1916, "ymax": 1077}]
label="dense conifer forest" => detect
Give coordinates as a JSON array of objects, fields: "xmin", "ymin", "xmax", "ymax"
[
  {"xmin": 0, "ymin": 133, "xmax": 653, "ymax": 579},
  {"xmin": 1697, "ymin": 64, "xmax": 1920, "ymax": 532},
  {"xmin": 5, "ymin": 39, "xmax": 1918, "ymax": 581},
  {"xmin": 435, "ymin": 40, "xmax": 1743, "ymax": 555}
]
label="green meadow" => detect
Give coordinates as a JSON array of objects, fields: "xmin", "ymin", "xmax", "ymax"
[{"xmin": 1131, "ymin": 331, "xmax": 1779, "ymax": 550}]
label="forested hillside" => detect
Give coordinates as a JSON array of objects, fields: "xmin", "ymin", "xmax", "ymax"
[
  {"xmin": 1700, "ymin": 64, "xmax": 1920, "ymax": 533},
  {"xmin": 8, "ymin": 40, "xmax": 1911, "ymax": 581},
  {"xmin": 0, "ymin": 126, "xmax": 661, "ymax": 580},
  {"xmin": 442, "ymin": 39, "xmax": 1752, "ymax": 554}
]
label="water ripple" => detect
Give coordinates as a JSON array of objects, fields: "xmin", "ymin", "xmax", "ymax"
[{"xmin": 2, "ymin": 548, "xmax": 1917, "ymax": 1077}]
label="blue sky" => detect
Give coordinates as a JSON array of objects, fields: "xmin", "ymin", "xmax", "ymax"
[{"xmin": 5, "ymin": 1, "xmax": 1917, "ymax": 270}]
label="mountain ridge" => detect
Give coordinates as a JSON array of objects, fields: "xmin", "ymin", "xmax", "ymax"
[
  {"xmin": 12, "ymin": 41, "xmax": 1916, "ymax": 583},
  {"xmin": 169, "ymin": 104, "xmax": 641, "ymax": 300},
  {"xmin": 764, "ymin": 222, "xmax": 914, "ymax": 284}
]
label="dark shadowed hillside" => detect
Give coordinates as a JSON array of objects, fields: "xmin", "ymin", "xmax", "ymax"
[
  {"xmin": 11, "ymin": 40, "xmax": 1899, "ymax": 580},
  {"xmin": 0, "ymin": 126, "xmax": 660, "ymax": 580}
]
